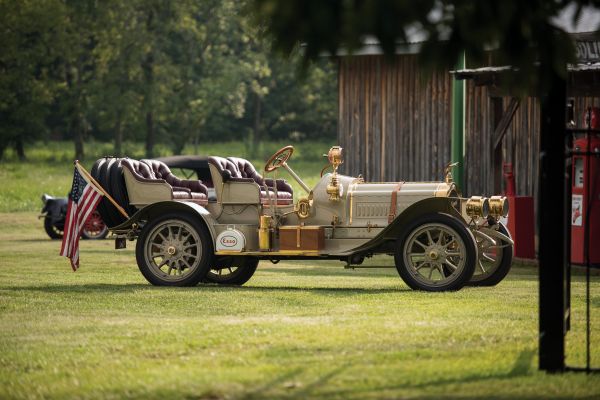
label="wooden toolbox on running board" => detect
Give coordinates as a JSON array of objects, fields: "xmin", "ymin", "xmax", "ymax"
[{"xmin": 279, "ymin": 226, "xmax": 325, "ymax": 251}]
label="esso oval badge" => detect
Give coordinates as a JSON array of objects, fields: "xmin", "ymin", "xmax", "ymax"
[
  {"xmin": 215, "ymin": 229, "xmax": 245, "ymax": 252},
  {"xmin": 220, "ymin": 235, "xmax": 238, "ymax": 247}
]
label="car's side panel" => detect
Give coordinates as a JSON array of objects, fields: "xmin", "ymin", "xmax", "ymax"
[{"xmin": 347, "ymin": 197, "xmax": 463, "ymax": 255}]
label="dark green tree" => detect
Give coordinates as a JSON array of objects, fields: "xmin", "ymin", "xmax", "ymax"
[{"xmin": 0, "ymin": 0, "xmax": 62, "ymax": 160}]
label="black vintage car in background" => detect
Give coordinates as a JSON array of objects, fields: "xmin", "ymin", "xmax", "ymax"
[
  {"xmin": 40, "ymin": 194, "xmax": 109, "ymax": 240},
  {"xmin": 41, "ymin": 155, "xmax": 212, "ymax": 239}
]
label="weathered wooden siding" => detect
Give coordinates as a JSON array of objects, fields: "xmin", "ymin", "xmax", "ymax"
[
  {"xmin": 338, "ymin": 55, "xmax": 600, "ymax": 203},
  {"xmin": 463, "ymin": 87, "xmax": 542, "ymax": 198},
  {"xmin": 338, "ymin": 55, "xmax": 452, "ymax": 182}
]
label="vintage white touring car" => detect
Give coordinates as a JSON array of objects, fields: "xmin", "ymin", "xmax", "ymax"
[{"xmin": 92, "ymin": 146, "xmax": 513, "ymax": 291}]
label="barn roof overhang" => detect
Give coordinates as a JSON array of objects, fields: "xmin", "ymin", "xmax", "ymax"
[{"xmin": 451, "ymin": 62, "xmax": 600, "ymax": 97}]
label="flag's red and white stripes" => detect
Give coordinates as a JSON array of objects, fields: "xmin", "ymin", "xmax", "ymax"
[{"xmin": 60, "ymin": 164, "xmax": 104, "ymax": 271}]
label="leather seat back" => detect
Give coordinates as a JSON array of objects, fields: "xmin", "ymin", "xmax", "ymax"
[
  {"xmin": 141, "ymin": 159, "xmax": 208, "ymax": 196},
  {"xmin": 121, "ymin": 159, "xmax": 156, "ymax": 180},
  {"xmin": 208, "ymin": 156, "xmax": 245, "ymax": 181},
  {"xmin": 227, "ymin": 157, "xmax": 265, "ymax": 186}
]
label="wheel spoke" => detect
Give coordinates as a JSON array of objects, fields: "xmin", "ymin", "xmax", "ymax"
[
  {"xmin": 181, "ymin": 258, "xmax": 192, "ymax": 269},
  {"xmin": 482, "ymin": 253, "xmax": 495, "ymax": 263},
  {"xmin": 444, "ymin": 259, "xmax": 458, "ymax": 271},
  {"xmin": 414, "ymin": 239, "xmax": 428, "ymax": 249},
  {"xmin": 478, "ymin": 260, "xmax": 487, "ymax": 273},
  {"xmin": 181, "ymin": 232, "xmax": 191, "ymax": 243},
  {"xmin": 157, "ymin": 258, "xmax": 169, "ymax": 269},
  {"xmin": 444, "ymin": 238, "xmax": 457, "ymax": 248},
  {"xmin": 428, "ymin": 264, "xmax": 434, "ymax": 279},
  {"xmin": 436, "ymin": 263, "xmax": 446, "ymax": 277},
  {"xmin": 157, "ymin": 232, "xmax": 168, "ymax": 243},
  {"xmin": 437, "ymin": 230, "xmax": 445, "ymax": 245},
  {"xmin": 414, "ymin": 261, "xmax": 427, "ymax": 270},
  {"xmin": 426, "ymin": 230, "xmax": 434, "ymax": 246},
  {"xmin": 152, "ymin": 249, "xmax": 167, "ymax": 258}
]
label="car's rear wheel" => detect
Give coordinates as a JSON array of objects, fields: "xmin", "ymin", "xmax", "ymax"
[
  {"xmin": 468, "ymin": 222, "xmax": 513, "ymax": 286},
  {"xmin": 204, "ymin": 257, "xmax": 259, "ymax": 285},
  {"xmin": 394, "ymin": 213, "xmax": 476, "ymax": 291},
  {"xmin": 135, "ymin": 213, "xmax": 213, "ymax": 286}
]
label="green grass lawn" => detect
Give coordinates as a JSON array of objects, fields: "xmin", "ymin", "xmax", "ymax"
[{"xmin": 0, "ymin": 211, "xmax": 599, "ymax": 399}]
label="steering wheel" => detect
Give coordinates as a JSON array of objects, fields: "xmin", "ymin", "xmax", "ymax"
[{"xmin": 264, "ymin": 145, "xmax": 294, "ymax": 172}]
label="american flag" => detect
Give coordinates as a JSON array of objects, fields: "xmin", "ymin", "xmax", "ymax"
[{"xmin": 60, "ymin": 163, "xmax": 104, "ymax": 271}]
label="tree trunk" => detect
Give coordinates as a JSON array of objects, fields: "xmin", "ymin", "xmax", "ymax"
[
  {"xmin": 143, "ymin": 10, "xmax": 155, "ymax": 159},
  {"xmin": 74, "ymin": 115, "xmax": 85, "ymax": 161},
  {"xmin": 15, "ymin": 136, "xmax": 26, "ymax": 161},
  {"xmin": 251, "ymin": 93, "xmax": 262, "ymax": 158},
  {"xmin": 0, "ymin": 141, "xmax": 6, "ymax": 161},
  {"xmin": 114, "ymin": 114, "xmax": 123, "ymax": 156},
  {"xmin": 145, "ymin": 110, "xmax": 154, "ymax": 158}
]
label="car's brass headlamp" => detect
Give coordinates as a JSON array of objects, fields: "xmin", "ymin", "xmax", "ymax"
[
  {"xmin": 466, "ymin": 196, "xmax": 489, "ymax": 219},
  {"xmin": 488, "ymin": 196, "xmax": 509, "ymax": 218}
]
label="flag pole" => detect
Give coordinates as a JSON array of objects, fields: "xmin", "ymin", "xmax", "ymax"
[{"xmin": 74, "ymin": 160, "xmax": 130, "ymax": 219}]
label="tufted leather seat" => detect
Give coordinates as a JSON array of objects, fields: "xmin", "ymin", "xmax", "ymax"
[
  {"xmin": 121, "ymin": 159, "xmax": 208, "ymax": 205},
  {"xmin": 208, "ymin": 156, "xmax": 293, "ymax": 205}
]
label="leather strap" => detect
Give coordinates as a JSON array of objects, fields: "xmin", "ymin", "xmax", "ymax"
[{"xmin": 388, "ymin": 182, "xmax": 404, "ymax": 223}]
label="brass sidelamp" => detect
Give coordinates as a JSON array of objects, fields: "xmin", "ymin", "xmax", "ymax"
[{"xmin": 326, "ymin": 146, "xmax": 344, "ymax": 201}]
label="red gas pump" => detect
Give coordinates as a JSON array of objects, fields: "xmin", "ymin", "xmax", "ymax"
[
  {"xmin": 504, "ymin": 163, "xmax": 536, "ymax": 259},
  {"xmin": 571, "ymin": 108, "xmax": 600, "ymax": 266}
]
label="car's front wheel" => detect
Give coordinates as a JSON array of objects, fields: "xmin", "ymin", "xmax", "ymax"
[
  {"xmin": 135, "ymin": 213, "xmax": 213, "ymax": 286},
  {"xmin": 44, "ymin": 218, "xmax": 63, "ymax": 239},
  {"xmin": 394, "ymin": 213, "xmax": 477, "ymax": 291},
  {"xmin": 468, "ymin": 222, "xmax": 513, "ymax": 286}
]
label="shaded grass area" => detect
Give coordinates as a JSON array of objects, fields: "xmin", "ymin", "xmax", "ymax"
[
  {"xmin": 1, "ymin": 212, "xmax": 599, "ymax": 399},
  {"xmin": 0, "ymin": 140, "xmax": 335, "ymax": 212}
]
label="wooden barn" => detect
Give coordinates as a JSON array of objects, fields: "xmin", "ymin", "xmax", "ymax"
[{"xmin": 336, "ymin": 23, "xmax": 600, "ymax": 203}]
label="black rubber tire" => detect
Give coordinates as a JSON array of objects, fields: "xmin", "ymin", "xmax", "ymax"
[
  {"xmin": 394, "ymin": 212, "xmax": 477, "ymax": 292},
  {"xmin": 44, "ymin": 218, "xmax": 63, "ymax": 239},
  {"xmin": 204, "ymin": 258, "xmax": 259, "ymax": 285},
  {"xmin": 467, "ymin": 222, "xmax": 513, "ymax": 287},
  {"xmin": 92, "ymin": 158, "xmax": 113, "ymax": 227},
  {"xmin": 97, "ymin": 158, "xmax": 119, "ymax": 227},
  {"xmin": 135, "ymin": 213, "xmax": 214, "ymax": 286},
  {"xmin": 90, "ymin": 158, "xmax": 105, "ymax": 184},
  {"xmin": 108, "ymin": 159, "xmax": 136, "ymax": 220}
]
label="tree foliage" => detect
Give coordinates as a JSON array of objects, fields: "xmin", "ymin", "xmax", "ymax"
[
  {"xmin": 0, "ymin": 0, "xmax": 337, "ymax": 160},
  {"xmin": 252, "ymin": 0, "xmax": 599, "ymax": 91}
]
